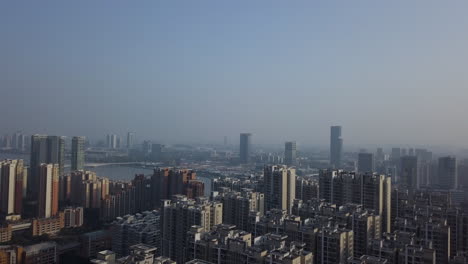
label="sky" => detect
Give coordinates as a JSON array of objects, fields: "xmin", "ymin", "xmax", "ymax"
[{"xmin": 2, "ymin": 1, "xmax": 468, "ymax": 147}]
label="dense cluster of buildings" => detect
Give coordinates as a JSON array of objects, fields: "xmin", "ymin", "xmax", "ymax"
[{"xmin": 2, "ymin": 129, "xmax": 468, "ymax": 263}]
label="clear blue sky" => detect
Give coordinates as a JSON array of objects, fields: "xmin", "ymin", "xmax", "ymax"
[{"xmin": 2, "ymin": 1, "xmax": 468, "ymax": 146}]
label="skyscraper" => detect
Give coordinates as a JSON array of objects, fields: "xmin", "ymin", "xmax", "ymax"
[
  {"xmin": 400, "ymin": 156, "xmax": 418, "ymax": 191},
  {"xmin": 126, "ymin": 132, "xmax": 135, "ymax": 149},
  {"xmin": 284, "ymin": 141, "xmax": 297, "ymax": 166},
  {"xmin": 38, "ymin": 164, "xmax": 59, "ymax": 218},
  {"xmin": 330, "ymin": 126, "xmax": 343, "ymax": 168},
  {"xmin": 264, "ymin": 165, "xmax": 296, "ymax": 214},
  {"xmin": 71, "ymin": 136, "xmax": 85, "ymax": 171},
  {"xmin": 438, "ymin": 156, "xmax": 457, "ymax": 190},
  {"xmin": 29, "ymin": 135, "xmax": 64, "ymax": 198},
  {"xmin": 239, "ymin": 133, "xmax": 252, "ymax": 164},
  {"xmin": 358, "ymin": 153, "xmax": 374, "ymax": 173}
]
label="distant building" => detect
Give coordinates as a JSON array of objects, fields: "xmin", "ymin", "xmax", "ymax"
[
  {"xmin": 126, "ymin": 132, "xmax": 135, "ymax": 149},
  {"xmin": 239, "ymin": 133, "xmax": 252, "ymax": 164},
  {"xmin": 438, "ymin": 156, "xmax": 457, "ymax": 190},
  {"xmin": 106, "ymin": 134, "xmax": 118, "ymax": 149},
  {"xmin": 284, "ymin": 141, "xmax": 297, "ymax": 166},
  {"xmin": 330, "ymin": 126, "xmax": 343, "ymax": 168},
  {"xmin": 12, "ymin": 132, "xmax": 26, "ymax": 152},
  {"xmin": 391, "ymin": 148, "xmax": 401, "ymax": 163},
  {"xmin": 151, "ymin": 144, "xmax": 165, "ymax": 160},
  {"xmin": 71, "ymin": 136, "xmax": 85, "ymax": 171},
  {"xmin": 400, "ymin": 156, "xmax": 418, "ymax": 191},
  {"xmin": 358, "ymin": 153, "xmax": 374, "ymax": 173},
  {"xmin": 151, "ymin": 168, "xmax": 204, "ymax": 206}
]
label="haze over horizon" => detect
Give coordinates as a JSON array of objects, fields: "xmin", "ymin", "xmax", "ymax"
[{"xmin": 2, "ymin": 1, "xmax": 468, "ymax": 146}]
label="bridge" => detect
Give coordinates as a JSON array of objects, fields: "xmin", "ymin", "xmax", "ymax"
[
  {"xmin": 84, "ymin": 162, "xmax": 156, "ymax": 168},
  {"xmin": 62, "ymin": 162, "xmax": 157, "ymax": 168}
]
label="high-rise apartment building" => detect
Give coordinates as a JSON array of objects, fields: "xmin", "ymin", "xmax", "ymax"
[
  {"xmin": 316, "ymin": 227, "xmax": 354, "ymax": 264},
  {"xmin": 0, "ymin": 160, "xmax": 26, "ymax": 217},
  {"xmin": 71, "ymin": 136, "xmax": 85, "ymax": 171},
  {"xmin": 438, "ymin": 156, "xmax": 457, "ymax": 190},
  {"xmin": 151, "ymin": 168, "xmax": 204, "ymax": 207},
  {"xmin": 330, "ymin": 126, "xmax": 343, "ymax": 168},
  {"xmin": 110, "ymin": 210, "xmax": 161, "ymax": 257},
  {"xmin": 358, "ymin": 153, "xmax": 374, "ymax": 173},
  {"xmin": 37, "ymin": 164, "xmax": 59, "ymax": 219},
  {"xmin": 29, "ymin": 135, "xmax": 64, "ymax": 198},
  {"xmin": 161, "ymin": 196, "xmax": 222, "ymax": 263},
  {"xmin": 216, "ymin": 190, "xmax": 264, "ymax": 231},
  {"xmin": 63, "ymin": 207, "xmax": 84, "ymax": 228},
  {"xmin": 295, "ymin": 177, "xmax": 319, "ymax": 201},
  {"xmin": 264, "ymin": 165, "xmax": 296, "ymax": 214},
  {"xmin": 284, "ymin": 141, "xmax": 297, "ymax": 166},
  {"xmin": 318, "ymin": 170, "xmax": 392, "ymax": 233},
  {"xmin": 68, "ymin": 170, "xmax": 108, "ymax": 209},
  {"xmin": 239, "ymin": 133, "xmax": 252, "ymax": 164}
]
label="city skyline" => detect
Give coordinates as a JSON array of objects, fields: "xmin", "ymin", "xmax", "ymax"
[
  {"xmin": 3, "ymin": 1, "xmax": 468, "ymax": 146},
  {"xmin": 3, "ymin": 2, "xmax": 468, "ymax": 263}
]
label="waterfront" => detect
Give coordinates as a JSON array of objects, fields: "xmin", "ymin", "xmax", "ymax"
[{"xmin": 0, "ymin": 152, "xmax": 213, "ymax": 196}]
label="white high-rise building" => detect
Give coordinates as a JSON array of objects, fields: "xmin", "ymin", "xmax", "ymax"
[{"xmin": 264, "ymin": 165, "xmax": 296, "ymax": 214}]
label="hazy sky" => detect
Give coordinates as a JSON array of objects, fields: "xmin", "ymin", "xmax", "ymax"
[{"xmin": 2, "ymin": 1, "xmax": 468, "ymax": 146}]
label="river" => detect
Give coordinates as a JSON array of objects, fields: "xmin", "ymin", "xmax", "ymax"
[{"xmin": 0, "ymin": 153, "xmax": 212, "ymax": 196}]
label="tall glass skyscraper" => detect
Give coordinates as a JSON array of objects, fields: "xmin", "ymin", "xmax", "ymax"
[
  {"xmin": 71, "ymin": 136, "xmax": 85, "ymax": 171},
  {"xmin": 284, "ymin": 141, "xmax": 297, "ymax": 166},
  {"xmin": 239, "ymin": 133, "xmax": 251, "ymax": 164}
]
